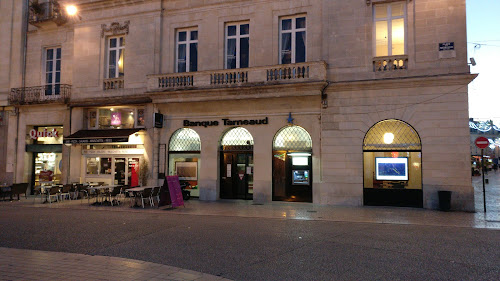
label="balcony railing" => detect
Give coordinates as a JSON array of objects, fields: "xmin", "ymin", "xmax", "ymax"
[
  {"xmin": 9, "ymin": 84, "xmax": 71, "ymax": 105},
  {"xmin": 147, "ymin": 61, "xmax": 327, "ymax": 92},
  {"xmin": 29, "ymin": 0, "xmax": 67, "ymax": 27},
  {"xmin": 103, "ymin": 78, "xmax": 124, "ymax": 90},
  {"xmin": 373, "ymin": 55, "xmax": 408, "ymax": 72}
]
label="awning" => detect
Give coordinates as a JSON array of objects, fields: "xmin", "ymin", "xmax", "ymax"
[{"xmin": 64, "ymin": 129, "xmax": 142, "ymax": 144}]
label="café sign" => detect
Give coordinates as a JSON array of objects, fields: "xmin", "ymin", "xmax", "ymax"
[{"xmin": 30, "ymin": 128, "xmax": 60, "ymax": 140}]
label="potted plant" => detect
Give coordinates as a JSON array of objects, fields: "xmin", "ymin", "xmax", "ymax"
[{"xmin": 139, "ymin": 159, "xmax": 149, "ymax": 186}]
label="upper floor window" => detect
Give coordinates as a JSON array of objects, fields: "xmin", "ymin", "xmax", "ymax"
[
  {"xmin": 280, "ymin": 15, "xmax": 306, "ymax": 64},
  {"xmin": 44, "ymin": 47, "xmax": 61, "ymax": 95},
  {"xmin": 87, "ymin": 107, "xmax": 145, "ymax": 130},
  {"xmin": 107, "ymin": 36, "xmax": 125, "ymax": 78},
  {"xmin": 374, "ymin": 2, "xmax": 406, "ymax": 57},
  {"xmin": 225, "ymin": 22, "xmax": 249, "ymax": 69},
  {"xmin": 176, "ymin": 29, "xmax": 198, "ymax": 72}
]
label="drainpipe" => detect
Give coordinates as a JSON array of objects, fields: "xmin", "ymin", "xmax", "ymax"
[{"xmin": 14, "ymin": 0, "xmax": 30, "ymax": 185}]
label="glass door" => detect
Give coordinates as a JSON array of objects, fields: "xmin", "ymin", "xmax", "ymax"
[{"xmin": 114, "ymin": 158, "xmax": 126, "ymax": 185}]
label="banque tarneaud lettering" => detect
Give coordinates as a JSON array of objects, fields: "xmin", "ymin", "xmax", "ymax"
[{"xmin": 184, "ymin": 117, "xmax": 269, "ymax": 128}]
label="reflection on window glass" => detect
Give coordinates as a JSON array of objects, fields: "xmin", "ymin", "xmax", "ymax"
[
  {"xmin": 92, "ymin": 108, "xmax": 139, "ymax": 129},
  {"xmin": 137, "ymin": 108, "xmax": 145, "ymax": 127},
  {"xmin": 100, "ymin": 158, "xmax": 112, "ymax": 174},
  {"xmin": 374, "ymin": 3, "xmax": 405, "ymax": 57},
  {"xmin": 87, "ymin": 157, "xmax": 99, "ymax": 175}
]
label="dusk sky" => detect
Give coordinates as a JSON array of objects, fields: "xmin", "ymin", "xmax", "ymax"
[{"xmin": 467, "ymin": 0, "xmax": 500, "ymax": 122}]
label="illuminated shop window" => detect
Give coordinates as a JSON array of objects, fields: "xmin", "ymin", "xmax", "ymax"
[
  {"xmin": 363, "ymin": 119, "xmax": 422, "ymax": 190},
  {"xmin": 87, "ymin": 107, "xmax": 144, "ymax": 129}
]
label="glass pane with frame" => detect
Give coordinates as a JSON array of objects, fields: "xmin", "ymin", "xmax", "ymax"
[
  {"xmin": 281, "ymin": 33, "xmax": 292, "ymax": 64},
  {"xmin": 227, "ymin": 38, "xmax": 236, "ymax": 69},
  {"xmin": 282, "ymin": 19, "xmax": 292, "ymax": 30},
  {"xmin": 240, "ymin": 24, "xmax": 249, "ymax": 35},
  {"xmin": 375, "ymin": 21, "xmax": 388, "ymax": 57},
  {"xmin": 391, "ymin": 18, "xmax": 405, "ymax": 55},
  {"xmin": 189, "ymin": 43, "xmax": 198, "ymax": 72},
  {"xmin": 295, "ymin": 31, "xmax": 306, "ymax": 63},
  {"xmin": 240, "ymin": 37, "xmax": 249, "ymax": 68},
  {"xmin": 228, "ymin": 25, "xmax": 236, "ymax": 36}
]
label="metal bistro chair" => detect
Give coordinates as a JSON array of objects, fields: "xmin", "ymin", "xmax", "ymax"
[
  {"xmin": 59, "ymin": 184, "xmax": 72, "ymax": 201},
  {"xmin": 140, "ymin": 188, "xmax": 153, "ymax": 208},
  {"xmin": 104, "ymin": 185, "xmax": 123, "ymax": 206},
  {"xmin": 150, "ymin": 186, "xmax": 161, "ymax": 207},
  {"xmin": 125, "ymin": 187, "xmax": 137, "ymax": 207},
  {"xmin": 47, "ymin": 186, "xmax": 60, "ymax": 204}
]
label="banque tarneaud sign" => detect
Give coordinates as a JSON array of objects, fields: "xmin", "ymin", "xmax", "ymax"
[{"xmin": 184, "ymin": 117, "xmax": 269, "ymax": 128}]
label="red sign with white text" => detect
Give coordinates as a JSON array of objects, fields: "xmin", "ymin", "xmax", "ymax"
[{"xmin": 475, "ymin": 137, "xmax": 489, "ymax": 149}]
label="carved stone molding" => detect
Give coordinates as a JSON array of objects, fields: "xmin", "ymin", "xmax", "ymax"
[{"xmin": 101, "ymin": 21, "xmax": 130, "ymax": 38}]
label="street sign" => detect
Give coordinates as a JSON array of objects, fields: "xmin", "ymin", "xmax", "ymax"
[{"xmin": 475, "ymin": 137, "xmax": 489, "ymax": 149}]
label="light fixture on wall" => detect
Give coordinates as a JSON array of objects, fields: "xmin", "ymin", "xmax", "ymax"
[{"xmin": 383, "ymin": 133, "xmax": 394, "ymax": 144}]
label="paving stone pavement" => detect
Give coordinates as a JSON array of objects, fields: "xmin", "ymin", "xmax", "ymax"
[{"xmin": 0, "ymin": 247, "xmax": 230, "ymax": 281}]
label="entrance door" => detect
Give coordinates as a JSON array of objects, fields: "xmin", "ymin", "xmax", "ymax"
[
  {"xmin": 220, "ymin": 152, "xmax": 253, "ymax": 200},
  {"xmin": 273, "ymin": 153, "xmax": 312, "ymax": 202},
  {"xmin": 114, "ymin": 158, "xmax": 126, "ymax": 185}
]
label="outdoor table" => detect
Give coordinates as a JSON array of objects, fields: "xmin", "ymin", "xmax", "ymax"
[
  {"xmin": 126, "ymin": 186, "xmax": 154, "ymax": 208},
  {"xmin": 86, "ymin": 185, "xmax": 112, "ymax": 205}
]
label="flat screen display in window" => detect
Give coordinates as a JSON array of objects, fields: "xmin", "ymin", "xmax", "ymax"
[{"xmin": 375, "ymin": 157, "xmax": 408, "ymax": 181}]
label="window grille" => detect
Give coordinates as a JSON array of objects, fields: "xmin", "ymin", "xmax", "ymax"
[
  {"xmin": 221, "ymin": 127, "xmax": 254, "ymax": 151},
  {"xmin": 169, "ymin": 128, "xmax": 201, "ymax": 152},
  {"xmin": 273, "ymin": 125, "xmax": 312, "ymax": 151},
  {"xmin": 363, "ymin": 119, "xmax": 421, "ymax": 151}
]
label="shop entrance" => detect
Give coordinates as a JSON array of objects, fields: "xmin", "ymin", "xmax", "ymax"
[
  {"xmin": 221, "ymin": 152, "xmax": 253, "ymax": 199},
  {"xmin": 272, "ymin": 126, "xmax": 313, "ymax": 202},
  {"xmin": 219, "ymin": 127, "xmax": 254, "ymax": 200}
]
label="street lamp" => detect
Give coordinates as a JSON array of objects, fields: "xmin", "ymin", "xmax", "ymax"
[{"xmin": 65, "ymin": 5, "xmax": 78, "ymax": 16}]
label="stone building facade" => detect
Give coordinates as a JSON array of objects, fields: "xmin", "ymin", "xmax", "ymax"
[{"xmin": 0, "ymin": 0, "xmax": 476, "ymax": 211}]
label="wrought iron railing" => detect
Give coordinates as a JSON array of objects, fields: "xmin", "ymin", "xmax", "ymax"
[
  {"xmin": 9, "ymin": 84, "xmax": 71, "ymax": 104},
  {"xmin": 29, "ymin": 0, "xmax": 67, "ymax": 27}
]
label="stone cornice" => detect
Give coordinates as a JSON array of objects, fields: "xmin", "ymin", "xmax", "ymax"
[
  {"xmin": 76, "ymin": 0, "xmax": 157, "ymax": 12},
  {"xmin": 148, "ymin": 81, "xmax": 326, "ymax": 104},
  {"xmin": 327, "ymin": 73, "xmax": 477, "ymax": 92}
]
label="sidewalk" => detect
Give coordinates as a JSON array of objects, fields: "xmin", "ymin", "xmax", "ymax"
[{"xmin": 0, "ymin": 247, "xmax": 229, "ymax": 281}]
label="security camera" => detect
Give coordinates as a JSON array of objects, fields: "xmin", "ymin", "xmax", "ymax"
[{"xmin": 469, "ymin": 57, "xmax": 476, "ymax": 66}]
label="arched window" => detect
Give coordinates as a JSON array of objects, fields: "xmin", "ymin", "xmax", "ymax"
[
  {"xmin": 363, "ymin": 119, "xmax": 421, "ymax": 151},
  {"xmin": 220, "ymin": 127, "xmax": 254, "ymax": 151},
  {"xmin": 363, "ymin": 119, "xmax": 422, "ymax": 207},
  {"xmin": 273, "ymin": 125, "xmax": 312, "ymax": 151},
  {"xmin": 169, "ymin": 128, "xmax": 201, "ymax": 152}
]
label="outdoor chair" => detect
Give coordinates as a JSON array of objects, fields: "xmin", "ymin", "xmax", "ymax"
[
  {"xmin": 33, "ymin": 186, "xmax": 47, "ymax": 203},
  {"xmin": 47, "ymin": 186, "xmax": 60, "ymax": 204},
  {"xmin": 109, "ymin": 186, "xmax": 124, "ymax": 206},
  {"xmin": 59, "ymin": 184, "xmax": 72, "ymax": 201},
  {"xmin": 150, "ymin": 186, "xmax": 161, "ymax": 207},
  {"xmin": 140, "ymin": 188, "xmax": 153, "ymax": 208},
  {"xmin": 124, "ymin": 187, "xmax": 137, "ymax": 207}
]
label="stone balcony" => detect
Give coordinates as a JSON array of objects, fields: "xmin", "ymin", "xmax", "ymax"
[
  {"xmin": 9, "ymin": 84, "xmax": 71, "ymax": 105},
  {"xmin": 29, "ymin": 0, "xmax": 67, "ymax": 28},
  {"xmin": 147, "ymin": 61, "xmax": 327, "ymax": 93}
]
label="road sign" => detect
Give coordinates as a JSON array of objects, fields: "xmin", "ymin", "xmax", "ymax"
[{"xmin": 475, "ymin": 137, "xmax": 489, "ymax": 149}]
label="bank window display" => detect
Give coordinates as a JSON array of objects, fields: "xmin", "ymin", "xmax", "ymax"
[
  {"xmin": 168, "ymin": 128, "xmax": 201, "ymax": 197},
  {"xmin": 279, "ymin": 15, "xmax": 306, "ymax": 64},
  {"xmin": 374, "ymin": 2, "xmax": 406, "ymax": 57},
  {"xmin": 272, "ymin": 125, "xmax": 313, "ymax": 202},
  {"xmin": 87, "ymin": 107, "xmax": 145, "ymax": 129},
  {"xmin": 363, "ymin": 119, "xmax": 422, "ymax": 207}
]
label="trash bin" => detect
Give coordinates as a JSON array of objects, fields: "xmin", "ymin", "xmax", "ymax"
[{"xmin": 438, "ymin": 191, "xmax": 452, "ymax": 211}]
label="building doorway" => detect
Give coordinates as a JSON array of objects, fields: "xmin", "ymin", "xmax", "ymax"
[
  {"xmin": 272, "ymin": 125, "xmax": 313, "ymax": 202},
  {"xmin": 220, "ymin": 127, "xmax": 254, "ymax": 200},
  {"xmin": 168, "ymin": 128, "xmax": 201, "ymax": 197}
]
